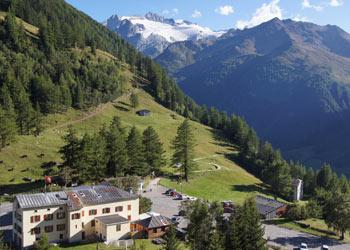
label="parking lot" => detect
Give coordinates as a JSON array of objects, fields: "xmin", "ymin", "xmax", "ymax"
[{"xmin": 141, "ymin": 178, "xmax": 189, "ymax": 229}]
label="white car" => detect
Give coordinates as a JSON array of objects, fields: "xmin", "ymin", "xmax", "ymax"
[
  {"xmin": 300, "ymin": 243, "xmax": 308, "ymax": 250},
  {"xmin": 321, "ymin": 245, "xmax": 329, "ymax": 250},
  {"xmin": 188, "ymin": 196, "xmax": 197, "ymax": 201}
]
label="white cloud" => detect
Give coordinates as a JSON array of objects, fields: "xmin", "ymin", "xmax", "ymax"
[
  {"xmin": 215, "ymin": 5, "xmax": 234, "ymax": 16},
  {"xmin": 329, "ymin": 0, "xmax": 343, "ymax": 7},
  {"xmin": 292, "ymin": 14, "xmax": 309, "ymax": 22},
  {"xmin": 302, "ymin": 0, "xmax": 323, "ymax": 11},
  {"xmin": 162, "ymin": 8, "xmax": 179, "ymax": 17},
  {"xmin": 192, "ymin": 9, "xmax": 202, "ymax": 18},
  {"xmin": 236, "ymin": 0, "xmax": 282, "ymax": 29}
]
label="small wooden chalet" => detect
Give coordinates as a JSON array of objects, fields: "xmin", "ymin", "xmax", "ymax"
[{"xmin": 132, "ymin": 212, "xmax": 172, "ymax": 239}]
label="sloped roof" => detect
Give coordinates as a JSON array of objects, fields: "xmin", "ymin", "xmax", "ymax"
[
  {"xmin": 16, "ymin": 185, "xmax": 137, "ymax": 210},
  {"xmin": 138, "ymin": 213, "xmax": 172, "ymax": 229},
  {"xmin": 16, "ymin": 191, "xmax": 68, "ymax": 209},
  {"xmin": 255, "ymin": 195, "xmax": 286, "ymax": 215}
]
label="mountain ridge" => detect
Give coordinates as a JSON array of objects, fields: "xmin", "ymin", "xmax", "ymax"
[
  {"xmin": 153, "ymin": 18, "xmax": 350, "ymax": 174},
  {"xmin": 105, "ymin": 12, "xmax": 224, "ymax": 58}
]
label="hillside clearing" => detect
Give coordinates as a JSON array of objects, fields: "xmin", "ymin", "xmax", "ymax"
[{"xmin": 0, "ymin": 67, "xmax": 265, "ymax": 203}]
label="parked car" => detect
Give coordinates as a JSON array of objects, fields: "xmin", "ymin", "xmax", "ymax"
[
  {"xmin": 152, "ymin": 238, "xmax": 166, "ymax": 245},
  {"xmin": 169, "ymin": 191, "xmax": 178, "ymax": 197},
  {"xmin": 299, "ymin": 243, "xmax": 308, "ymax": 250},
  {"xmin": 188, "ymin": 196, "xmax": 197, "ymax": 201},
  {"xmin": 321, "ymin": 245, "xmax": 329, "ymax": 250},
  {"xmin": 165, "ymin": 189, "xmax": 175, "ymax": 195},
  {"xmin": 171, "ymin": 216, "xmax": 181, "ymax": 225}
]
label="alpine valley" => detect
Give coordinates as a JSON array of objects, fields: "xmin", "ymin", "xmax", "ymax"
[{"xmin": 109, "ymin": 16, "xmax": 350, "ymax": 175}]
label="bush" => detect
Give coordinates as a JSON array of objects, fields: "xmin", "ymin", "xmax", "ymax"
[{"xmin": 286, "ymin": 204, "xmax": 309, "ymax": 221}]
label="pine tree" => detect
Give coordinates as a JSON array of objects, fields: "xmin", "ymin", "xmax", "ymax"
[
  {"xmin": 126, "ymin": 126, "xmax": 146, "ymax": 176},
  {"xmin": 172, "ymin": 119, "xmax": 196, "ymax": 182},
  {"xmin": 130, "ymin": 92, "xmax": 139, "ymax": 109},
  {"xmin": 79, "ymin": 133, "xmax": 107, "ymax": 182},
  {"xmin": 0, "ymin": 107, "xmax": 16, "ymax": 150},
  {"xmin": 59, "ymin": 127, "xmax": 81, "ymax": 173},
  {"xmin": 242, "ymin": 198, "xmax": 268, "ymax": 250},
  {"xmin": 104, "ymin": 118, "xmax": 128, "ymax": 177},
  {"xmin": 142, "ymin": 126, "xmax": 166, "ymax": 175},
  {"xmin": 163, "ymin": 225, "xmax": 181, "ymax": 250}
]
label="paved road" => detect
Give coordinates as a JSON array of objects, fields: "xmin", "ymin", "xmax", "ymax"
[
  {"xmin": 143, "ymin": 178, "xmax": 350, "ymax": 250},
  {"xmin": 264, "ymin": 224, "xmax": 350, "ymax": 250}
]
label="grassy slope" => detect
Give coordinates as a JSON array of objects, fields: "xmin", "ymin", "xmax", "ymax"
[
  {"xmin": 0, "ymin": 11, "xmax": 39, "ymax": 37},
  {"xmin": 0, "ymin": 47, "xmax": 266, "ymax": 203}
]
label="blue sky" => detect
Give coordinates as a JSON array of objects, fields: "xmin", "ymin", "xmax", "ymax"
[{"xmin": 65, "ymin": 0, "xmax": 349, "ymax": 31}]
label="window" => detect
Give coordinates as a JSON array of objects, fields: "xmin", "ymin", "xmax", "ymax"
[
  {"xmin": 44, "ymin": 226, "xmax": 53, "ymax": 233},
  {"xmin": 161, "ymin": 227, "xmax": 166, "ymax": 232},
  {"xmin": 60, "ymin": 234, "xmax": 63, "ymax": 240},
  {"xmin": 128, "ymin": 205, "xmax": 131, "ymax": 211},
  {"xmin": 153, "ymin": 228, "xmax": 157, "ymax": 233},
  {"xmin": 30, "ymin": 215, "xmax": 40, "ymax": 223},
  {"xmin": 102, "ymin": 208, "xmax": 110, "ymax": 214},
  {"xmin": 81, "ymin": 210, "xmax": 85, "ymax": 217},
  {"xmin": 82, "ymin": 222, "xmax": 84, "ymax": 228},
  {"xmin": 34, "ymin": 210, "xmax": 38, "ymax": 213},
  {"xmin": 116, "ymin": 224, "xmax": 121, "ymax": 232},
  {"xmin": 57, "ymin": 224, "xmax": 65, "ymax": 231},
  {"xmin": 59, "ymin": 207, "xmax": 63, "ymax": 210},
  {"xmin": 44, "ymin": 214, "xmax": 53, "ymax": 221},
  {"xmin": 91, "ymin": 220, "xmax": 95, "ymax": 227},
  {"xmin": 71, "ymin": 213, "xmax": 80, "ymax": 220},
  {"xmin": 128, "ymin": 215, "xmax": 131, "ymax": 221},
  {"xmin": 115, "ymin": 206, "xmax": 123, "ymax": 212},
  {"xmin": 31, "ymin": 227, "xmax": 41, "ymax": 235},
  {"xmin": 47, "ymin": 208, "xmax": 50, "ymax": 211},
  {"xmin": 89, "ymin": 209, "xmax": 97, "ymax": 216},
  {"xmin": 57, "ymin": 212, "xmax": 65, "ymax": 219}
]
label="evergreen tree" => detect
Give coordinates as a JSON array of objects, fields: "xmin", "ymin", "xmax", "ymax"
[
  {"xmin": 130, "ymin": 92, "xmax": 139, "ymax": 109},
  {"xmin": 104, "ymin": 118, "xmax": 128, "ymax": 177},
  {"xmin": 263, "ymin": 161, "xmax": 292, "ymax": 199},
  {"xmin": 163, "ymin": 225, "xmax": 181, "ymax": 250},
  {"xmin": 172, "ymin": 119, "xmax": 196, "ymax": 182},
  {"xmin": 59, "ymin": 127, "xmax": 81, "ymax": 173},
  {"xmin": 142, "ymin": 126, "xmax": 166, "ymax": 175},
  {"xmin": 324, "ymin": 190, "xmax": 350, "ymax": 240},
  {"xmin": 0, "ymin": 107, "xmax": 16, "ymax": 150},
  {"xmin": 126, "ymin": 126, "xmax": 146, "ymax": 176},
  {"xmin": 316, "ymin": 164, "xmax": 333, "ymax": 189},
  {"xmin": 79, "ymin": 133, "xmax": 107, "ymax": 182},
  {"xmin": 242, "ymin": 198, "xmax": 267, "ymax": 250}
]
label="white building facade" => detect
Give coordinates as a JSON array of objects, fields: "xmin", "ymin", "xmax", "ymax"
[{"xmin": 12, "ymin": 185, "xmax": 139, "ymax": 249}]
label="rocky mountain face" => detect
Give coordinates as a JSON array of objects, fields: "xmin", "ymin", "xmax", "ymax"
[
  {"xmin": 105, "ymin": 12, "xmax": 223, "ymax": 58},
  {"xmin": 156, "ymin": 18, "xmax": 350, "ymax": 174}
]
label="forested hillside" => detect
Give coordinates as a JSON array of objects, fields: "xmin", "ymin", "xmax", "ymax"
[
  {"xmin": 0, "ymin": 0, "xmax": 348, "ymax": 205},
  {"xmin": 154, "ymin": 18, "xmax": 350, "ymax": 175}
]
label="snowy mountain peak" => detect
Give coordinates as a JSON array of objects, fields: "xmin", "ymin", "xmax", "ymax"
[{"xmin": 105, "ymin": 12, "xmax": 224, "ymax": 58}]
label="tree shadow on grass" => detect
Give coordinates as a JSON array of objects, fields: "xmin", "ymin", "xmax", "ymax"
[
  {"xmin": 113, "ymin": 104, "xmax": 129, "ymax": 112},
  {"xmin": 232, "ymin": 183, "xmax": 271, "ymax": 197}
]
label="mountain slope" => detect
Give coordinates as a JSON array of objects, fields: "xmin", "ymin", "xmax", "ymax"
[
  {"xmin": 105, "ymin": 12, "xmax": 223, "ymax": 58},
  {"xmin": 0, "ymin": 65, "xmax": 263, "ymax": 204},
  {"xmin": 156, "ymin": 18, "xmax": 350, "ymax": 174}
]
